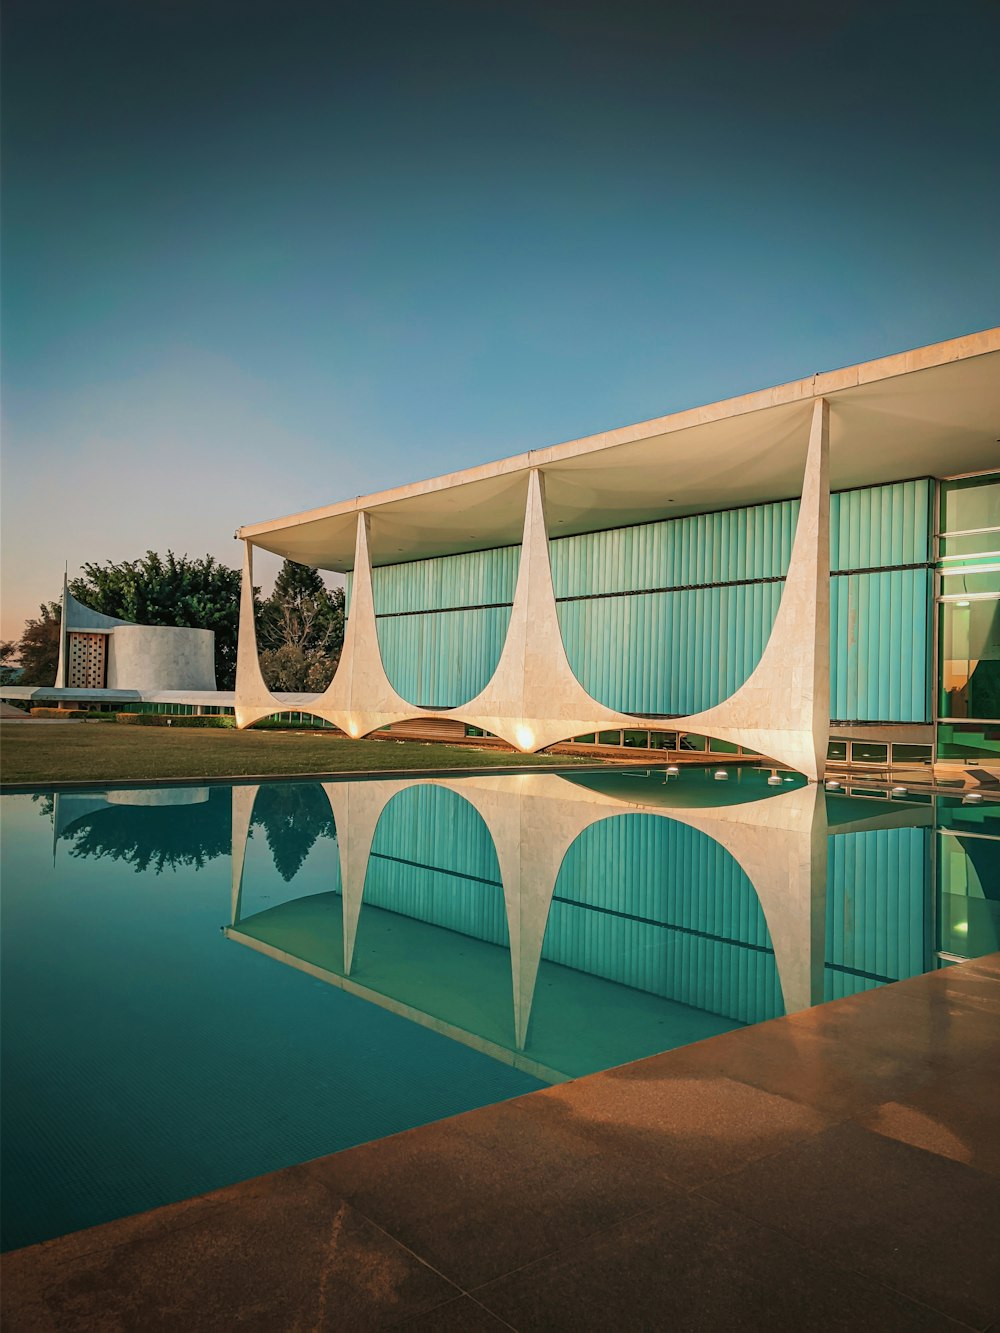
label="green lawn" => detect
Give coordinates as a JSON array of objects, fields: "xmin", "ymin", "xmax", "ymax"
[{"xmin": 0, "ymin": 722, "xmax": 596, "ymax": 786}]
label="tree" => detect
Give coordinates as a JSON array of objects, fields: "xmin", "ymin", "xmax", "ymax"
[
  {"xmin": 69, "ymin": 552, "xmax": 245, "ymax": 689},
  {"xmin": 257, "ymin": 643, "xmax": 336, "ymax": 692},
  {"xmin": 56, "ymin": 787, "xmax": 231, "ymax": 874},
  {"xmin": 1, "ymin": 639, "xmax": 22, "ymax": 685},
  {"xmin": 251, "ymin": 782, "xmax": 335, "ymax": 882},
  {"xmin": 11, "ymin": 602, "xmax": 62, "ymax": 686},
  {"xmin": 258, "ymin": 560, "xmax": 344, "ymax": 692}
]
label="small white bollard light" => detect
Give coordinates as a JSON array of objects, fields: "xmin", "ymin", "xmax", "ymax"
[
  {"xmin": 825, "ymin": 779, "xmax": 840, "ymax": 790},
  {"xmin": 666, "ymin": 765, "xmax": 679, "ymax": 776},
  {"xmin": 767, "ymin": 774, "xmax": 783, "ymax": 785},
  {"xmin": 714, "ymin": 769, "xmax": 728, "ymax": 780},
  {"xmin": 891, "ymin": 786, "xmax": 908, "ymax": 796},
  {"xmin": 962, "ymin": 792, "xmax": 984, "ymax": 804}
]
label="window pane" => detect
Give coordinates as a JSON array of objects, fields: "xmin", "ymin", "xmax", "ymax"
[
  {"xmin": 891, "ymin": 744, "xmax": 932, "ymax": 763},
  {"xmin": 623, "ymin": 729, "xmax": 649, "ymax": 748},
  {"xmin": 851, "ymin": 741, "xmax": 888, "ymax": 763},
  {"xmin": 573, "ymin": 733, "xmax": 596, "ymax": 744},
  {"xmin": 648, "ymin": 731, "xmax": 677, "ymax": 749},
  {"xmin": 939, "ymin": 571, "xmax": 1000, "ymax": 595},
  {"xmin": 827, "ymin": 740, "xmax": 848, "ymax": 760},
  {"xmin": 709, "ymin": 736, "xmax": 738, "ymax": 753},
  {"xmin": 939, "ymin": 598, "xmax": 1000, "ymax": 719},
  {"xmin": 940, "ymin": 531, "xmax": 1000, "ymax": 558},
  {"xmin": 937, "ymin": 721, "xmax": 1000, "ymax": 760},
  {"xmin": 680, "ymin": 733, "xmax": 706, "ymax": 751},
  {"xmin": 941, "ymin": 473, "xmax": 1000, "ymax": 534},
  {"xmin": 598, "ymin": 730, "xmax": 622, "ymax": 745}
]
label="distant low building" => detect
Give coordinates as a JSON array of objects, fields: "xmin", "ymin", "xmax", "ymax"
[
  {"xmin": 0, "ymin": 578, "xmax": 220, "ymax": 714},
  {"xmin": 55, "ymin": 580, "xmax": 217, "ymax": 693}
]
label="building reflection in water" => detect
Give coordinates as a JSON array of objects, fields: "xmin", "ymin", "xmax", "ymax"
[
  {"xmin": 46, "ymin": 771, "xmax": 996, "ymax": 1086},
  {"xmin": 223, "ymin": 770, "xmax": 994, "ymax": 1084}
]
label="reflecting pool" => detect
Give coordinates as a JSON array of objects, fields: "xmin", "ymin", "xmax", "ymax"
[{"xmin": 2, "ymin": 767, "xmax": 996, "ymax": 1251}]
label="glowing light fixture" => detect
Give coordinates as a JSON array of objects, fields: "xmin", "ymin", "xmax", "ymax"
[
  {"xmin": 963, "ymin": 791, "xmax": 983, "ymax": 804},
  {"xmin": 956, "ymin": 599, "xmax": 971, "ymax": 607},
  {"xmin": 891, "ymin": 786, "xmax": 908, "ymax": 796},
  {"xmin": 714, "ymin": 769, "xmax": 728, "ymax": 780},
  {"xmin": 514, "ymin": 725, "xmax": 535, "ymax": 752},
  {"xmin": 825, "ymin": 780, "xmax": 840, "ymax": 790},
  {"xmin": 666, "ymin": 765, "xmax": 679, "ymax": 776},
  {"xmin": 767, "ymin": 774, "xmax": 782, "ymax": 785}
]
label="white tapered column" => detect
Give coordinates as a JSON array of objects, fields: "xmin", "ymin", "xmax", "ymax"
[
  {"xmin": 450, "ymin": 469, "xmax": 634, "ymax": 752},
  {"xmin": 322, "ymin": 779, "xmax": 410, "ymax": 974},
  {"xmin": 672, "ymin": 397, "xmax": 831, "ymax": 780},
  {"xmin": 435, "ymin": 779, "xmax": 566, "ymax": 1051},
  {"xmin": 234, "ymin": 541, "xmax": 280, "ymax": 729},
  {"xmin": 230, "ymin": 783, "xmax": 260, "ymax": 926},
  {"xmin": 309, "ymin": 514, "xmax": 414, "ymax": 738}
]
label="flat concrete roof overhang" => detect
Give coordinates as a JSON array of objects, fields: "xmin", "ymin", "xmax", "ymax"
[{"xmin": 238, "ymin": 328, "xmax": 1000, "ymax": 572}]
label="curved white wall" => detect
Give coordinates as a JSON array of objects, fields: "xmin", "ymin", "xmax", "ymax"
[{"xmin": 106, "ymin": 626, "xmax": 217, "ymax": 691}]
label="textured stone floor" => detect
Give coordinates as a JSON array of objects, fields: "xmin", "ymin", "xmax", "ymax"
[{"xmin": 3, "ymin": 954, "xmax": 999, "ymax": 1331}]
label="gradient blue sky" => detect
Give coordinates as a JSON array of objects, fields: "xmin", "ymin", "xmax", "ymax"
[{"xmin": 3, "ymin": 0, "xmax": 999, "ymax": 638}]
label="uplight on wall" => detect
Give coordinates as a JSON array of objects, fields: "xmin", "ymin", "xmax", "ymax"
[{"xmin": 514, "ymin": 725, "xmax": 535, "ymax": 752}]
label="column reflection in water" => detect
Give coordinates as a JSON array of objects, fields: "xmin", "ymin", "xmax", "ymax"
[{"xmin": 225, "ymin": 770, "xmax": 959, "ymax": 1085}]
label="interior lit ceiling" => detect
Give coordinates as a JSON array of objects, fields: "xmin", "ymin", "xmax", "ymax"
[{"xmin": 238, "ymin": 334, "xmax": 1000, "ymax": 571}]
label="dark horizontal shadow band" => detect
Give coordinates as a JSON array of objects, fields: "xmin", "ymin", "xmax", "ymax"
[{"xmin": 368, "ymin": 562, "xmax": 932, "ymax": 619}]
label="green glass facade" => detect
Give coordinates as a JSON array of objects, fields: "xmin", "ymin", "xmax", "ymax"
[
  {"xmin": 353, "ymin": 785, "xmax": 943, "ymax": 1032},
  {"xmin": 352, "ymin": 478, "xmax": 935, "ymax": 723},
  {"xmin": 936, "ymin": 472, "xmax": 1000, "ymax": 760}
]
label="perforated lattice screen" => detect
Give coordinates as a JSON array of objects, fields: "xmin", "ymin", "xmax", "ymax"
[{"xmin": 67, "ymin": 633, "xmax": 107, "ymax": 689}]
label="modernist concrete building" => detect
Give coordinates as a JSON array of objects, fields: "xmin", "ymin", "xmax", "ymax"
[
  {"xmin": 233, "ymin": 328, "xmax": 1000, "ymax": 781},
  {"xmin": 2, "ymin": 577, "xmax": 217, "ymax": 710},
  {"xmin": 3, "ymin": 329, "xmax": 996, "ymax": 777}
]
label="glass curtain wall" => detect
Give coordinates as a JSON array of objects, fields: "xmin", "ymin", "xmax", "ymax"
[{"xmin": 937, "ymin": 472, "xmax": 1000, "ymax": 760}]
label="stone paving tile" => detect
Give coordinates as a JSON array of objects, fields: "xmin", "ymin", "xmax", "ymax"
[
  {"xmin": 471, "ymin": 1191, "xmax": 965, "ymax": 1333},
  {"xmin": 856, "ymin": 1058, "xmax": 1000, "ymax": 1178},
  {"xmin": 515, "ymin": 1069, "xmax": 833, "ymax": 1187},
  {"xmin": 1, "ymin": 1162, "xmax": 458, "ymax": 1332},
  {"xmin": 959, "ymin": 954, "xmax": 1000, "ymax": 982},
  {"xmin": 651, "ymin": 967, "xmax": 1000, "ymax": 1121},
  {"xmin": 315, "ymin": 1093, "xmax": 685, "ymax": 1290},
  {"xmin": 698, "ymin": 1121, "xmax": 1000, "ymax": 1330},
  {"xmin": 393, "ymin": 1295, "xmax": 515, "ymax": 1331}
]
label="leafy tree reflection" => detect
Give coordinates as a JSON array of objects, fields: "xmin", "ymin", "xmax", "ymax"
[
  {"xmin": 60, "ymin": 788, "xmax": 232, "ymax": 874},
  {"xmin": 251, "ymin": 783, "xmax": 335, "ymax": 881},
  {"xmin": 47, "ymin": 782, "xmax": 335, "ymax": 880}
]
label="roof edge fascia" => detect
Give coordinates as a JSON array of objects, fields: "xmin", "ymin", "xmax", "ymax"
[{"xmin": 237, "ymin": 325, "xmax": 1000, "ymax": 541}]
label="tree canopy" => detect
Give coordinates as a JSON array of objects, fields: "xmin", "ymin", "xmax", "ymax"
[
  {"xmin": 257, "ymin": 560, "xmax": 345, "ymax": 692},
  {"xmin": 9, "ymin": 602, "xmax": 61, "ymax": 686},
  {"xmin": 7, "ymin": 552, "xmax": 346, "ymax": 695},
  {"xmin": 1, "ymin": 639, "xmax": 22, "ymax": 686}
]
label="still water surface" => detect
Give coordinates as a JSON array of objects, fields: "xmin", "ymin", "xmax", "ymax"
[{"xmin": 2, "ymin": 767, "xmax": 996, "ymax": 1250}]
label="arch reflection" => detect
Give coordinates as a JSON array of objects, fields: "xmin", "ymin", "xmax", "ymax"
[{"xmin": 225, "ymin": 770, "xmax": 939, "ymax": 1084}]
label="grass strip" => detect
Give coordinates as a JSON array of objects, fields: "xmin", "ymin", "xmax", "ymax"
[{"xmin": 0, "ymin": 723, "xmax": 594, "ymax": 786}]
